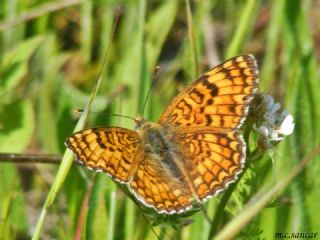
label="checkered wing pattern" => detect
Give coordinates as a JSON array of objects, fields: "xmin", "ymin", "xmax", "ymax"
[
  {"xmin": 175, "ymin": 130, "xmax": 245, "ymax": 201},
  {"xmin": 65, "ymin": 127, "xmax": 140, "ymax": 183},
  {"xmin": 158, "ymin": 55, "xmax": 258, "ymax": 130},
  {"xmin": 129, "ymin": 155, "xmax": 194, "ymax": 214}
]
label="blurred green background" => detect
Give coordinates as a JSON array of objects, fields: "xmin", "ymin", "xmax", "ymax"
[{"xmin": 0, "ymin": 0, "xmax": 320, "ymax": 239}]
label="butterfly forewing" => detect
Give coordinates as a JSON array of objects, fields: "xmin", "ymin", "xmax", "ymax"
[
  {"xmin": 158, "ymin": 55, "xmax": 258, "ymax": 130},
  {"xmin": 65, "ymin": 127, "xmax": 140, "ymax": 183}
]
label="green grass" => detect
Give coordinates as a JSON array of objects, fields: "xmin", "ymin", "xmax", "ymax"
[{"xmin": 1, "ymin": 0, "xmax": 320, "ymax": 239}]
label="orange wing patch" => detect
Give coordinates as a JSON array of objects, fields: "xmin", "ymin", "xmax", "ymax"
[
  {"xmin": 65, "ymin": 127, "xmax": 140, "ymax": 183},
  {"xmin": 176, "ymin": 131, "xmax": 245, "ymax": 201},
  {"xmin": 129, "ymin": 156, "xmax": 194, "ymax": 214},
  {"xmin": 158, "ymin": 55, "xmax": 258, "ymax": 130}
]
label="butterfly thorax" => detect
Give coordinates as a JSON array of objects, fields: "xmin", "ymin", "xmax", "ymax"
[
  {"xmin": 136, "ymin": 120, "xmax": 184, "ymax": 180},
  {"xmin": 136, "ymin": 121, "xmax": 172, "ymax": 155}
]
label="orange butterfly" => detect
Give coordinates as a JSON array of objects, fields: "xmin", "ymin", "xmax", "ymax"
[{"xmin": 66, "ymin": 55, "xmax": 258, "ymax": 214}]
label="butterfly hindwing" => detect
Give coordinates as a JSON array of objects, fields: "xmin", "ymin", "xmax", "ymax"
[
  {"xmin": 129, "ymin": 155, "xmax": 194, "ymax": 214},
  {"xmin": 174, "ymin": 130, "xmax": 245, "ymax": 201}
]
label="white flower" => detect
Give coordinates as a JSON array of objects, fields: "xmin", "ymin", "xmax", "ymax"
[
  {"xmin": 278, "ymin": 114, "xmax": 294, "ymax": 136},
  {"xmin": 253, "ymin": 94, "xmax": 294, "ymax": 142}
]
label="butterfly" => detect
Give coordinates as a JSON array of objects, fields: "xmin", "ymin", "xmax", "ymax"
[{"xmin": 65, "ymin": 55, "xmax": 258, "ymax": 214}]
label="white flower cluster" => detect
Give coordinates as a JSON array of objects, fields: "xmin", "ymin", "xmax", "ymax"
[{"xmin": 253, "ymin": 94, "xmax": 294, "ymax": 142}]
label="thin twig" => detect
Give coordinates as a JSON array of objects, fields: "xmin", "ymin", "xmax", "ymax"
[{"xmin": 0, "ymin": 153, "xmax": 62, "ymax": 164}]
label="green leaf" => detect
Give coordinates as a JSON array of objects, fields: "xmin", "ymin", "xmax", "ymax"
[
  {"xmin": 1, "ymin": 36, "xmax": 44, "ymax": 94},
  {"xmin": 0, "ymin": 164, "xmax": 28, "ymax": 239},
  {"xmin": 0, "ymin": 99, "xmax": 33, "ymax": 238},
  {"xmin": 0, "ymin": 99, "xmax": 35, "ymax": 152}
]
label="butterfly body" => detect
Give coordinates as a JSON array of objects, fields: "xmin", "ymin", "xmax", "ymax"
[
  {"xmin": 66, "ymin": 55, "xmax": 259, "ymax": 214},
  {"xmin": 137, "ymin": 121, "xmax": 182, "ymax": 178}
]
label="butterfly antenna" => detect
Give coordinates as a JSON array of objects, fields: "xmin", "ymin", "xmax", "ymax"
[
  {"xmin": 141, "ymin": 66, "xmax": 160, "ymax": 118},
  {"xmin": 75, "ymin": 109, "xmax": 136, "ymax": 121}
]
